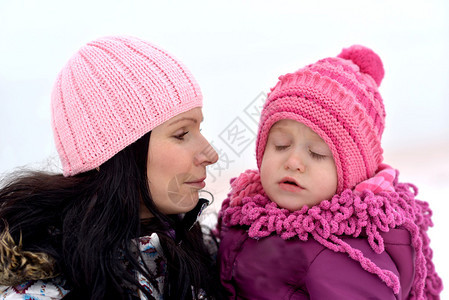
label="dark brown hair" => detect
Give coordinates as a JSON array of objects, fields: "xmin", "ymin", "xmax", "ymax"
[{"xmin": 0, "ymin": 132, "xmax": 222, "ymax": 299}]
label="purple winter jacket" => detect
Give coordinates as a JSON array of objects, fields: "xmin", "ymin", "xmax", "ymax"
[{"xmin": 218, "ymin": 226, "xmax": 414, "ymax": 299}]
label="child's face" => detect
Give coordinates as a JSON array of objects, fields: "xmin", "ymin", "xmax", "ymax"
[{"xmin": 260, "ymin": 119, "xmax": 337, "ymax": 211}]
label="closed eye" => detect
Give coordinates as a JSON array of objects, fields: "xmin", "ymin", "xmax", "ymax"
[
  {"xmin": 174, "ymin": 131, "xmax": 189, "ymax": 140},
  {"xmin": 309, "ymin": 150, "xmax": 326, "ymax": 160},
  {"xmin": 275, "ymin": 145, "xmax": 290, "ymax": 151}
]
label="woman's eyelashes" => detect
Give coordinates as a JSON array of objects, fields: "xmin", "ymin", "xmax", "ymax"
[
  {"xmin": 172, "ymin": 124, "xmax": 203, "ymax": 141},
  {"xmin": 174, "ymin": 131, "xmax": 189, "ymax": 140}
]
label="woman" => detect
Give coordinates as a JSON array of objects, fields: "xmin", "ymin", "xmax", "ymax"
[{"xmin": 0, "ymin": 35, "xmax": 221, "ymax": 299}]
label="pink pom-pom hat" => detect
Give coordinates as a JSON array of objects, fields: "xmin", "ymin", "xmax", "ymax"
[
  {"xmin": 51, "ymin": 36, "xmax": 202, "ymax": 176},
  {"xmin": 256, "ymin": 45, "xmax": 386, "ymax": 193}
]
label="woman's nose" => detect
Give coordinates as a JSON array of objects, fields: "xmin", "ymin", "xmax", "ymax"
[{"xmin": 194, "ymin": 138, "xmax": 218, "ymax": 166}]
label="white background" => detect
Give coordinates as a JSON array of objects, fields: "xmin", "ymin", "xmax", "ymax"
[{"xmin": 1, "ymin": 0, "xmax": 448, "ymax": 295}]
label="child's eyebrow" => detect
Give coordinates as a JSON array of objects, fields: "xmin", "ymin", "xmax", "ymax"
[{"xmin": 270, "ymin": 125, "xmax": 289, "ymax": 133}]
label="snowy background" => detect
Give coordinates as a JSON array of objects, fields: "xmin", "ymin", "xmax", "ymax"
[{"xmin": 1, "ymin": 0, "xmax": 448, "ymax": 295}]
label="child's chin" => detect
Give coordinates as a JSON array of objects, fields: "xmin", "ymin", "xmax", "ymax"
[{"xmin": 273, "ymin": 198, "xmax": 305, "ymax": 211}]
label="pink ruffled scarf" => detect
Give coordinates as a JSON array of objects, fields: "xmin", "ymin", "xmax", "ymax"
[{"xmin": 218, "ymin": 165, "xmax": 443, "ymax": 299}]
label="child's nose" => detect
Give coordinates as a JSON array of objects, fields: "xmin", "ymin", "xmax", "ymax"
[{"xmin": 284, "ymin": 151, "xmax": 306, "ymax": 172}]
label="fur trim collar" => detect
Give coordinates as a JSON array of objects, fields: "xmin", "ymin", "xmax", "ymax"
[{"xmin": 0, "ymin": 225, "xmax": 57, "ymax": 286}]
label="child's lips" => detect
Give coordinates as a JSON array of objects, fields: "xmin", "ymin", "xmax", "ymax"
[{"xmin": 279, "ymin": 177, "xmax": 305, "ymax": 193}]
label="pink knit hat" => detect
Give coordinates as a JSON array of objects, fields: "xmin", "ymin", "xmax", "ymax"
[
  {"xmin": 51, "ymin": 35, "xmax": 202, "ymax": 176},
  {"xmin": 256, "ymin": 45, "xmax": 386, "ymax": 193}
]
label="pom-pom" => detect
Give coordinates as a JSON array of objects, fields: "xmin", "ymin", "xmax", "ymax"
[{"xmin": 338, "ymin": 45, "xmax": 384, "ymax": 86}]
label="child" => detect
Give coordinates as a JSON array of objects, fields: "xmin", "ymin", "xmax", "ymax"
[{"xmin": 217, "ymin": 45, "xmax": 443, "ymax": 299}]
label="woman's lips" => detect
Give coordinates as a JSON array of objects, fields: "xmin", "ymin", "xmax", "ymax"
[{"xmin": 185, "ymin": 177, "xmax": 206, "ymax": 189}]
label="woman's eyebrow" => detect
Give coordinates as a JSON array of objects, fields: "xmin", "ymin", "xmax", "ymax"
[{"xmin": 167, "ymin": 117, "xmax": 200, "ymax": 126}]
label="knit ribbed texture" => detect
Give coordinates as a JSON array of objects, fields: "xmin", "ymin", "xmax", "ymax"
[
  {"xmin": 51, "ymin": 35, "xmax": 202, "ymax": 176},
  {"xmin": 256, "ymin": 45, "xmax": 386, "ymax": 192},
  {"xmin": 219, "ymin": 169, "xmax": 443, "ymax": 299}
]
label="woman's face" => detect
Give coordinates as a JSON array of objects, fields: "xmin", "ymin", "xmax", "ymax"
[{"xmin": 146, "ymin": 107, "xmax": 218, "ymax": 215}]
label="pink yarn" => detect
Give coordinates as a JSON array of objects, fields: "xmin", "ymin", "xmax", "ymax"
[
  {"xmin": 219, "ymin": 169, "xmax": 443, "ymax": 299},
  {"xmin": 354, "ymin": 163, "xmax": 396, "ymax": 194},
  {"xmin": 338, "ymin": 45, "xmax": 385, "ymax": 86},
  {"xmin": 51, "ymin": 36, "xmax": 202, "ymax": 176},
  {"xmin": 256, "ymin": 45, "xmax": 386, "ymax": 192}
]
